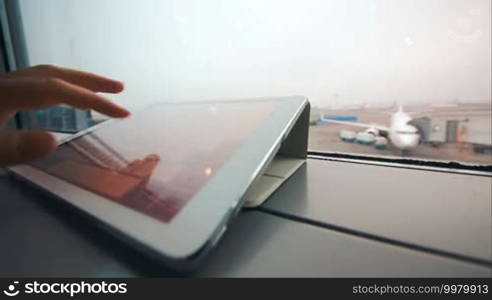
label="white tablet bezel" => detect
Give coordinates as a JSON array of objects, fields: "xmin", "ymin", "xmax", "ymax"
[{"xmin": 8, "ymin": 96, "xmax": 309, "ymax": 264}]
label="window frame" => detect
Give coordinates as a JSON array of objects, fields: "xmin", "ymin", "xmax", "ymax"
[
  {"xmin": 0, "ymin": 0, "xmax": 92, "ymax": 133},
  {"xmin": 307, "ymin": 151, "xmax": 491, "ymax": 176}
]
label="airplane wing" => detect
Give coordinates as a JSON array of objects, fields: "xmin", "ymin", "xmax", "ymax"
[{"xmin": 320, "ymin": 117, "xmax": 390, "ymax": 133}]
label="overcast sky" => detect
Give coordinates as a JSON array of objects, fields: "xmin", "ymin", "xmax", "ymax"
[{"xmin": 21, "ymin": 0, "xmax": 491, "ymax": 109}]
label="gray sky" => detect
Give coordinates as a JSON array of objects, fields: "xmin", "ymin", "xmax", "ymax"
[{"xmin": 21, "ymin": 0, "xmax": 491, "ymax": 109}]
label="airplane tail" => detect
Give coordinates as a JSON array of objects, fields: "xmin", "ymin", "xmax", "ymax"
[
  {"xmin": 397, "ymin": 104, "xmax": 404, "ymax": 113},
  {"xmin": 392, "ymin": 101, "xmax": 404, "ymax": 113}
]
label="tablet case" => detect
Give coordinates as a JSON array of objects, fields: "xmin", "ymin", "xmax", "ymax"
[{"xmin": 243, "ymin": 102, "xmax": 310, "ymax": 207}]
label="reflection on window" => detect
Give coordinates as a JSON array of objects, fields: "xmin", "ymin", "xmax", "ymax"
[{"xmin": 19, "ymin": 0, "xmax": 491, "ymax": 165}]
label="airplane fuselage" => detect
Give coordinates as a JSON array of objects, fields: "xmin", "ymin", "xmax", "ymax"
[
  {"xmin": 388, "ymin": 111, "xmax": 420, "ymax": 150},
  {"xmin": 321, "ymin": 106, "xmax": 421, "ymax": 150}
]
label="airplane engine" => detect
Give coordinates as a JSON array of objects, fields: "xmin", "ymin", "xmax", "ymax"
[
  {"xmin": 374, "ymin": 137, "xmax": 388, "ymax": 149},
  {"xmin": 356, "ymin": 132, "xmax": 376, "ymax": 145},
  {"xmin": 339, "ymin": 130, "xmax": 357, "ymax": 142}
]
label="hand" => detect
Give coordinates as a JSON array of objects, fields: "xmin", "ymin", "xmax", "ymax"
[{"xmin": 0, "ymin": 64, "xmax": 130, "ymax": 166}]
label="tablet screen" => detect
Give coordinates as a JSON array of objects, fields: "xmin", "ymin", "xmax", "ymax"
[{"xmin": 31, "ymin": 100, "xmax": 278, "ymax": 223}]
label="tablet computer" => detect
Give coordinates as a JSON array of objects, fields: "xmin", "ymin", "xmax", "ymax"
[{"xmin": 8, "ymin": 96, "xmax": 309, "ymax": 270}]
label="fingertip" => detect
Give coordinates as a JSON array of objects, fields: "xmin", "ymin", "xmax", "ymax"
[
  {"xmin": 110, "ymin": 80, "xmax": 125, "ymax": 93},
  {"xmin": 98, "ymin": 79, "xmax": 124, "ymax": 94},
  {"xmin": 122, "ymin": 110, "xmax": 131, "ymax": 118},
  {"xmin": 17, "ymin": 131, "xmax": 57, "ymax": 161},
  {"xmin": 110, "ymin": 107, "xmax": 131, "ymax": 118}
]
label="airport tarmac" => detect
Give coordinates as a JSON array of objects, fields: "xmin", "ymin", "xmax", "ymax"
[{"xmin": 308, "ymin": 107, "xmax": 492, "ymax": 166}]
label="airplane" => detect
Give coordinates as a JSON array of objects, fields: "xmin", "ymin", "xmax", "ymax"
[{"xmin": 319, "ymin": 105, "xmax": 421, "ymax": 152}]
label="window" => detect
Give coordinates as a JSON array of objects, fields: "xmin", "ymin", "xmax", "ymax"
[{"xmin": 16, "ymin": 0, "xmax": 492, "ymax": 166}]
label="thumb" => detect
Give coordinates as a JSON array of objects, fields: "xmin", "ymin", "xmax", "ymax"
[{"xmin": 0, "ymin": 130, "xmax": 56, "ymax": 166}]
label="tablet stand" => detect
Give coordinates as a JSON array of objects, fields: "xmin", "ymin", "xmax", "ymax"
[{"xmin": 243, "ymin": 102, "xmax": 310, "ymax": 207}]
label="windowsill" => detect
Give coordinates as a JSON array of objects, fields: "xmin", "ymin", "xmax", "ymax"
[
  {"xmin": 262, "ymin": 157, "xmax": 492, "ymax": 266},
  {"xmin": 0, "ymin": 143, "xmax": 490, "ymax": 276}
]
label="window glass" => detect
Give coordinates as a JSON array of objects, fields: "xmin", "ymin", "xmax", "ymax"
[{"xmin": 19, "ymin": 0, "xmax": 491, "ymax": 165}]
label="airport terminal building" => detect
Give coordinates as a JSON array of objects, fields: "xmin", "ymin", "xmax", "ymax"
[{"xmin": 412, "ymin": 109, "xmax": 492, "ymax": 153}]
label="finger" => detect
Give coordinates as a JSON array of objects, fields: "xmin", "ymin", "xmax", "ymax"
[
  {"xmin": 6, "ymin": 65, "xmax": 124, "ymax": 93},
  {"xmin": 0, "ymin": 130, "xmax": 56, "ymax": 166},
  {"xmin": 0, "ymin": 77, "xmax": 130, "ymax": 118}
]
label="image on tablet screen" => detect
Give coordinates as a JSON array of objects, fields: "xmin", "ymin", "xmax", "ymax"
[{"xmin": 31, "ymin": 101, "xmax": 277, "ymax": 223}]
